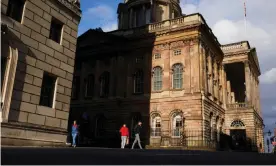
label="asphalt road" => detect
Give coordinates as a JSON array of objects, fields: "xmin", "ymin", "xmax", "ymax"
[{"xmin": 2, "ymin": 147, "xmax": 276, "ymax": 165}]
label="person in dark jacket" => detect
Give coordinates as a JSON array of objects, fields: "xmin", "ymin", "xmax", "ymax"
[
  {"xmin": 131, "ymin": 121, "xmax": 143, "ymax": 149},
  {"xmin": 71, "ymin": 120, "xmax": 79, "ymax": 148}
]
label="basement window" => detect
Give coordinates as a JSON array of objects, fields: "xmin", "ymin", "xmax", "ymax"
[
  {"xmin": 49, "ymin": 18, "xmax": 63, "ymax": 43},
  {"xmin": 154, "ymin": 53, "xmax": 161, "ymax": 59},
  {"xmin": 39, "ymin": 72, "xmax": 57, "ymax": 108},
  {"xmin": 173, "ymin": 50, "xmax": 181, "ymax": 56},
  {"xmin": 6, "ymin": 0, "xmax": 25, "ymax": 22}
]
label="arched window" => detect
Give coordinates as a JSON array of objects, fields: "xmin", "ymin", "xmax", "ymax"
[
  {"xmin": 172, "ymin": 63, "xmax": 183, "ymax": 89},
  {"xmin": 153, "ymin": 67, "xmax": 162, "ymax": 91},
  {"xmin": 172, "ymin": 111, "xmax": 183, "ymax": 137},
  {"xmin": 151, "ymin": 113, "xmax": 161, "ymax": 137},
  {"xmin": 99, "ymin": 72, "xmax": 109, "ymax": 97},
  {"xmin": 230, "ymin": 120, "xmax": 245, "ymax": 127},
  {"xmin": 133, "ymin": 70, "xmax": 144, "ymax": 94},
  {"xmin": 95, "ymin": 114, "xmax": 106, "ymax": 137},
  {"xmin": 85, "ymin": 74, "xmax": 94, "ymax": 97}
]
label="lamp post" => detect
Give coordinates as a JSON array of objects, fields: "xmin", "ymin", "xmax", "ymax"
[{"xmin": 264, "ymin": 130, "xmax": 271, "ymax": 153}]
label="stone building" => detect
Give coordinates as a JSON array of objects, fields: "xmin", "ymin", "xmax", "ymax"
[
  {"xmin": 72, "ymin": 0, "xmax": 264, "ymax": 151},
  {"xmin": 1, "ymin": 0, "xmax": 81, "ymax": 146}
]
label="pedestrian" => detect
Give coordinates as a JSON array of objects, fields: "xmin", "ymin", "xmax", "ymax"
[
  {"xmin": 119, "ymin": 124, "xmax": 129, "ymax": 149},
  {"xmin": 71, "ymin": 120, "xmax": 79, "ymax": 148},
  {"xmin": 131, "ymin": 121, "xmax": 143, "ymax": 149}
]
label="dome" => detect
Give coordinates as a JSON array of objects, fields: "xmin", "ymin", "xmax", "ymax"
[{"xmin": 117, "ymin": 0, "xmax": 182, "ymax": 29}]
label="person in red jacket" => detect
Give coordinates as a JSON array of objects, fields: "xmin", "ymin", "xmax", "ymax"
[{"xmin": 119, "ymin": 124, "xmax": 129, "ymax": 149}]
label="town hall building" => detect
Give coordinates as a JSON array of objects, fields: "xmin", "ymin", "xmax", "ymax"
[{"xmin": 71, "ymin": 0, "xmax": 264, "ymax": 151}]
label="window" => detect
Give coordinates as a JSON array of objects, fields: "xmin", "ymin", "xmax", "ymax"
[
  {"xmin": 49, "ymin": 18, "xmax": 63, "ymax": 43},
  {"xmin": 85, "ymin": 74, "xmax": 94, "ymax": 97},
  {"xmin": 135, "ymin": 56, "xmax": 143, "ymax": 63},
  {"xmin": 145, "ymin": 8, "xmax": 151, "ymax": 24},
  {"xmin": 172, "ymin": 63, "xmax": 183, "ymax": 89},
  {"xmin": 6, "ymin": 0, "xmax": 25, "ymax": 22},
  {"xmin": 154, "ymin": 53, "xmax": 161, "ymax": 59},
  {"xmin": 133, "ymin": 70, "xmax": 144, "ymax": 94},
  {"xmin": 136, "ymin": 8, "xmax": 143, "ymax": 27},
  {"xmin": 153, "ymin": 67, "xmax": 162, "ymax": 91},
  {"xmin": 39, "ymin": 72, "xmax": 57, "ymax": 107},
  {"xmin": 72, "ymin": 76, "xmax": 80, "ymax": 100},
  {"xmin": 173, "ymin": 49, "xmax": 181, "ymax": 56},
  {"xmin": 172, "ymin": 113, "xmax": 183, "ymax": 137},
  {"xmin": 99, "ymin": 72, "xmax": 110, "ymax": 97},
  {"xmin": 151, "ymin": 114, "xmax": 161, "ymax": 137},
  {"xmin": 230, "ymin": 120, "xmax": 245, "ymax": 127}
]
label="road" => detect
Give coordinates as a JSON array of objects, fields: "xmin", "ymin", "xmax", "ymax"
[{"xmin": 2, "ymin": 147, "xmax": 276, "ymax": 165}]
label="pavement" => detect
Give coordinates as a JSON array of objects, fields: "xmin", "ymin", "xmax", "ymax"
[{"xmin": 2, "ymin": 147, "xmax": 276, "ymax": 165}]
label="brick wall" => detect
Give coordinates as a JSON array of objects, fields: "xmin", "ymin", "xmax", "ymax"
[{"xmin": 1, "ymin": 0, "xmax": 81, "ymax": 145}]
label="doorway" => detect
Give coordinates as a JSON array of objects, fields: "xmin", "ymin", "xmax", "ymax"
[{"xmin": 230, "ymin": 129, "xmax": 247, "ymax": 151}]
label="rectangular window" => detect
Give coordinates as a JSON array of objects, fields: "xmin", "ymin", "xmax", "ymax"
[
  {"xmin": 72, "ymin": 76, "xmax": 80, "ymax": 100},
  {"xmin": 6, "ymin": 0, "xmax": 25, "ymax": 22},
  {"xmin": 39, "ymin": 72, "xmax": 57, "ymax": 107},
  {"xmin": 85, "ymin": 74, "xmax": 94, "ymax": 97},
  {"xmin": 135, "ymin": 56, "xmax": 143, "ymax": 63},
  {"xmin": 145, "ymin": 8, "xmax": 151, "ymax": 24},
  {"xmin": 173, "ymin": 50, "xmax": 181, "ymax": 56},
  {"xmin": 154, "ymin": 53, "xmax": 161, "ymax": 59},
  {"xmin": 49, "ymin": 18, "xmax": 63, "ymax": 43}
]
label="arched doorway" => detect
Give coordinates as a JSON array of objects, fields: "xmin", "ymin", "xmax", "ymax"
[{"xmin": 230, "ymin": 119, "xmax": 247, "ymax": 151}]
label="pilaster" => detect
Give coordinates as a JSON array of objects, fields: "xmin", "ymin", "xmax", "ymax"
[{"xmin": 244, "ymin": 61, "xmax": 251, "ymax": 103}]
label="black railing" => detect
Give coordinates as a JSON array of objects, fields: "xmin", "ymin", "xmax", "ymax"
[{"xmin": 150, "ymin": 129, "xmax": 219, "ymax": 149}]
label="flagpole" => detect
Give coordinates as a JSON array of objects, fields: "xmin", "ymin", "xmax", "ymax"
[{"xmin": 244, "ymin": 0, "xmax": 247, "ymax": 39}]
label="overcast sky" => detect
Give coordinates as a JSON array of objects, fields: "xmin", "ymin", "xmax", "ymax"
[{"xmin": 78, "ymin": 0, "xmax": 276, "ymax": 134}]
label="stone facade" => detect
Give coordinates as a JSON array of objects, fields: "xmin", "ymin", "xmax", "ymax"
[
  {"xmin": 71, "ymin": 0, "xmax": 264, "ymax": 151},
  {"xmin": 1, "ymin": 0, "xmax": 81, "ymax": 146}
]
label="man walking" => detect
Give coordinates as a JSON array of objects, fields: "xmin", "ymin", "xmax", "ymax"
[
  {"xmin": 119, "ymin": 124, "xmax": 129, "ymax": 149},
  {"xmin": 131, "ymin": 121, "xmax": 143, "ymax": 149}
]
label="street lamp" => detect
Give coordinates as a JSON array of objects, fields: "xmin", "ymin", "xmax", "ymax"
[{"xmin": 264, "ymin": 130, "xmax": 272, "ymax": 153}]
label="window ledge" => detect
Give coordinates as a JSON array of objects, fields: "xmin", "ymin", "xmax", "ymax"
[
  {"xmin": 152, "ymin": 90, "xmax": 163, "ymax": 93},
  {"xmin": 133, "ymin": 92, "xmax": 144, "ymax": 95},
  {"xmin": 170, "ymin": 88, "xmax": 184, "ymax": 91},
  {"xmin": 84, "ymin": 96, "xmax": 93, "ymax": 99},
  {"xmin": 151, "ymin": 136, "xmax": 161, "ymax": 138},
  {"xmin": 171, "ymin": 136, "xmax": 181, "ymax": 138}
]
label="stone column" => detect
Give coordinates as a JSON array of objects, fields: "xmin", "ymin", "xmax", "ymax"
[
  {"xmin": 207, "ymin": 51, "xmax": 213, "ymax": 95},
  {"xmin": 129, "ymin": 8, "xmax": 133, "ymax": 28},
  {"xmin": 244, "ymin": 61, "xmax": 251, "ymax": 103},
  {"xmin": 222, "ymin": 65, "xmax": 227, "ymax": 108},
  {"xmin": 213, "ymin": 62, "xmax": 218, "ymax": 99},
  {"xmin": 199, "ymin": 42, "xmax": 205, "ymax": 92},
  {"xmin": 133, "ymin": 10, "xmax": 137, "ymax": 28},
  {"xmin": 202, "ymin": 46, "xmax": 208, "ymax": 94},
  {"xmin": 142, "ymin": 5, "xmax": 146, "ymax": 25},
  {"xmin": 226, "ymin": 81, "xmax": 231, "ymax": 104}
]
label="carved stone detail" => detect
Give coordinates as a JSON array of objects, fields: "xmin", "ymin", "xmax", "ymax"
[{"xmin": 154, "ymin": 43, "xmax": 170, "ymax": 51}]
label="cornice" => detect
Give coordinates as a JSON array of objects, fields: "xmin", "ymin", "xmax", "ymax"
[
  {"xmin": 153, "ymin": 37, "xmax": 199, "ymax": 51},
  {"xmin": 57, "ymin": 0, "xmax": 82, "ymax": 17}
]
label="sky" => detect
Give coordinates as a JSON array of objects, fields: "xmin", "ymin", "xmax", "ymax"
[{"xmin": 78, "ymin": 0, "xmax": 276, "ymax": 135}]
